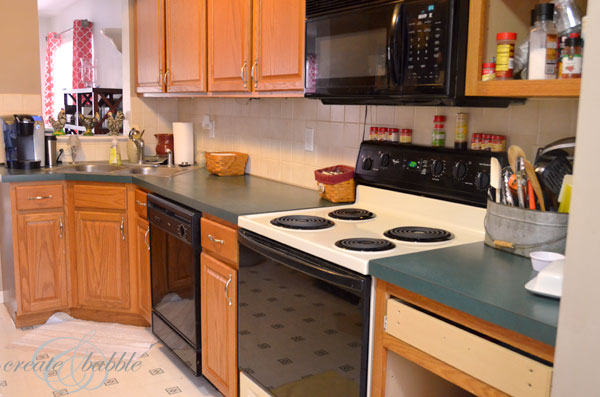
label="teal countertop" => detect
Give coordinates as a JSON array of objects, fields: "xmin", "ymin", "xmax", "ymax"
[
  {"xmin": 370, "ymin": 243, "xmax": 560, "ymax": 347},
  {"xmin": 0, "ymin": 167, "xmax": 336, "ymax": 224}
]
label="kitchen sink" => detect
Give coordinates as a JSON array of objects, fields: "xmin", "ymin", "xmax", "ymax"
[
  {"xmin": 59, "ymin": 164, "xmax": 128, "ymax": 173},
  {"xmin": 115, "ymin": 166, "xmax": 195, "ymax": 177}
]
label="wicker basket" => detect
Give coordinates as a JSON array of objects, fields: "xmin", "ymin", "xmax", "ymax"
[
  {"xmin": 205, "ymin": 152, "xmax": 248, "ymax": 176},
  {"xmin": 314, "ymin": 165, "xmax": 356, "ymax": 203}
]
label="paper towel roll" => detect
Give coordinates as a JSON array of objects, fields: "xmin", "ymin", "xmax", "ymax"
[{"xmin": 173, "ymin": 122, "xmax": 194, "ymax": 165}]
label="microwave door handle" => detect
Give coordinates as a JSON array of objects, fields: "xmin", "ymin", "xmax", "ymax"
[
  {"xmin": 238, "ymin": 230, "xmax": 366, "ymax": 293},
  {"xmin": 387, "ymin": 4, "xmax": 403, "ymax": 86}
]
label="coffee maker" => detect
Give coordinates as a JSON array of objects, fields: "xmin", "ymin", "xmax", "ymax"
[{"xmin": 3, "ymin": 115, "xmax": 45, "ymax": 169}]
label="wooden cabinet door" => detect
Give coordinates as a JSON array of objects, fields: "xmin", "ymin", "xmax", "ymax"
[
  {"xmin": 201, "ymin": 253, "xmax": 238, "ymax": 397},
  {"xmin": 136, "ymin": 217, "xmax": 151, "ymax": 323},
  {"xmin": 208, "ymin": 0, "xmax": 252, "ymax": 92},
  {"xmin": 165, "ymin": 0, "xmax": 207, "ymax": 92},
  {"xmin": 135, "ymin": 0, "xmax": 165, "ymax": 93},
  {"xmin": 252, "ymin": 0, "xmax": 304, "ymax": 91},
  {"xmin": 75, "ymin": 211, "xmax": 130, "ymax": 311},
  {"xmin": 15, "ymin": 212, "xmax": 68, "ymax": 314}
]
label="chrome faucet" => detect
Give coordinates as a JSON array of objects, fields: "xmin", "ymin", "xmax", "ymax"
[
  {"xmin": 129, "ymin": 128, "xmax": 145, "ymax": 164},
  {"xmin": 67, "ymin": 134, "xmax": 81, "ymax": 164},
  {"xmin": 166, "ymin": 148, "xmax": 174, "ymax": 168},
  {"xmin": 70, "ymin": 146, "xmax": 77, "ymax": 164}
]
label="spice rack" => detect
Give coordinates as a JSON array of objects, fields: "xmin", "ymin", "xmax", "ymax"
[{"xmin": 465, "ymin": 0, "xmax": 585, "ymax": 98}]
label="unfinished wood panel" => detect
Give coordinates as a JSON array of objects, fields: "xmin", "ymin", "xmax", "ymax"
[
  {"xmin": 75, "ymin": 210, "xmax": 130, "ymax": 311},
  {"xmin": 165, "ymin": 0, "xmax": 207, "ymax": 92},
  {"xmin": 252, "ymin": 0, "xmax": 304, "ymax": 91},
  {"xmin": 386, "ymin": 299, "xmax": 553, "ymax": 397},
  {"xmin": 240, "ymin": 372, "xmax": 270, "ymax": 397},
  {"xmin": 73, "ymin": 184, "xmax": 127, "ymax": 210},
  {"xmin": 208, "ymin": 0, "xmax": 252, "ymax": 92},
  {"xmin": 15, "ymin": 184, "xmax": 64, "ymax": 211},
  {"xmin": 201, "ymin": 253, "xmax": 238, "ymax": 397},
  {"xmin": 16, "ymin": 212, "xmax": 68, "ymax": 314},
  {"xmin": 135, "ymin": 0, "xmax": 165, "ymax": 93},
  {"xmin": 201, "ymin": 217, "xmax": 238, "ymax": 267}
]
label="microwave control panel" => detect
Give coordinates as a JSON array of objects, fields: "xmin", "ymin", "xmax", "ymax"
[{"xmin": 403, "ymin": 0, "xmax": 449, "ymax": 89}]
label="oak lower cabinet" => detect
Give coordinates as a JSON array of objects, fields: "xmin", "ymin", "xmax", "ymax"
[
  {"xmin": 15, "ymin": 211, "xmax": 69, "ymax": 315},
  {"xmin": 75, "ymin": 210, "xmax": 130, "ymax": 310},
  {"xmin": 200, "ymin": 216, "xmax": 239, "ymax": 397}
]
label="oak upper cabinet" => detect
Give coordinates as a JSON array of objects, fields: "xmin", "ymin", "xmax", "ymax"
[
  {"xmin": 207, "ymin": 0, "xmax": 252, "ymax": 92},
  {"xmin": 252, "ymin": 0, "xmax": 305, "ymax": 91},
  {"xmin": 165, "ymin": 0, "xmax": 207, "ymax": 92},
  {"xmin": 15, "ymin": 212, "xmax": 68, "ymax": 314},
  {"xmin": 135, "ymin": 0, "xmax": 165, "ymax": 93},
  {"xmin": 201, "ymin": 253, "xmax": 238, "ymax": 397},
  {"xmin": 136, "ymin": 0, "xmax": 207, "ymax": 93},
  {"xmin": 75, "ymin": 210, "xmax": 130, "ymax": 311},
  {"xmin": 135, "ymin": 216, "xmax": 151, "ymax": 323}
]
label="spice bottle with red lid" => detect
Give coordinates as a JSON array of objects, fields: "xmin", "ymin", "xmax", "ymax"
[
  {"xmin": 369, "ymin": 126, "xmax": 378, "ymax": 140},
  {"xmin": 432, "ymin": 116, "xmax": 446, "ymax": 147},
  {"xmin": 400, "ymin": 129, "xmax": 412, "ymax": 144},
  {"xmin": 482, "ymin": 62, "xmax": 496, "ymax": 81},
  {"xmin": 495, "ymin": 32, "xmax": 517, "ymax": 80}
]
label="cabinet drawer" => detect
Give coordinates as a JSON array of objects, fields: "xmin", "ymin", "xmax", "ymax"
[
  {"xmin": 74, "ymin": 185, "xmax": 127, "ymax": 210},
  {"xmin": 386, "ymin": 299, "xmax": 553, "ymax": 397},
  {"xmin": 134, "ymin": 189, "xmax": 148, "ymax": 219},
  {"xmin": 15, "ymin": 184, "xmax": 64, "ymax": 211},
  {"xmin": 201, "ymin": 218, "xmax": 238, "ymax": 266}
]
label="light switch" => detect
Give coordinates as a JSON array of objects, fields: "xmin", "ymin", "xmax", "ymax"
[{"xmin": 304, "ymin": 128, "xmax": 314, "ymax": 152}]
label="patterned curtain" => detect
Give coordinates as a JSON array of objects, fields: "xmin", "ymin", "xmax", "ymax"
[
  {"xmin": 72, "ymin": 20, "xmax": 94, "ymax": 89},
  {"xmin": 43, "ymin": 33, "xmax": 62, "ymax": 126}
]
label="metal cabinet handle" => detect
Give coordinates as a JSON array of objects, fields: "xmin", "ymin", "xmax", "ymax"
[
  {"xmin": 144, "ymin": 226, "xmax": 150, "ymax": 251},
  {"xmin": 241, "ymin": 61, "xmax": 248, "ymax": 88},
  {"xmin": 158, "ymin": 68, "xmax": 163, "ymax": 85},
  {"xmin": 164, "ymin": 69, "xmax": 170, "ymax": 86},
  {"xmin": 136, "ymin": 200, "xmax": 147, "ymax": 208},
  {"xmin": 224, "ymin": 274, "xmax": 233, "ymax": 306},
  {"xmin": 251, "ymin": 60, "xmax": 259, "ymax": 88},
  {"xmin": 120, "ymin": 217, "xmax": 125, "ymax": 240},
  {"xmin": 28, "ymin": 195, "xmax": 53, "ymax": 200},
  {"xmin": 59, "ymin": 216, "xmax": 63, "ymax": 239},
  {"xmin": 208, "ymin": 234, "xmax": 224, "ymax": 245}
]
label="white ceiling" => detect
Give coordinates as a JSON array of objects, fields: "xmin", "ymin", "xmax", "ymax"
[{"xmin": 37, "ymin": 0, "xmax": 81, "ymax": 17}]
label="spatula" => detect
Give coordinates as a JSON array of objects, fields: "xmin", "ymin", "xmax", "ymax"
[
  {"xmin": 490, "ymin": 157, "xmax": 501, "ymax": 203},
  {"xmin": 508, "ymin": 145, "xmax": 546, "ymax": 211}
]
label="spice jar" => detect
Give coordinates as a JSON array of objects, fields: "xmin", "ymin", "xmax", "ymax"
[
  {"xmin": 455, "ymin": 113, "xmax": 468, "ymax": 150},
  {"xmin": 495, "ymin": 32, "xmax": 517, "ymax": 80},
  {"xmin": 378, "ymin": 127, "xmax": 388, "ymax": 141},
  {"xmin": 561, "ymin": 36, "xmax": 583, "ymax": 78},
  {"xmin": 432, "ymin": 116, "xmax": 446, "ymax": 147},
  {"xmin": 529, "ymin": 3, "xmax": 559, "ymax": 80},
  {"xmin": 471, "ymin": 133, "xmax": 482, "ymax": 150},
  {"xmin": 400, "ymin": 129, "xmax": 412, "ymax": 144},
  {"xmin": 482, "ymin": 63, "xmax": 496, "ymax": 81},
  {"xmin": 369, "ymin": 126, "xmax": 378, "ymax": 140},
  {"xmin": 388, "ymin": 128, "xmax": 400, "ymax": 142}
]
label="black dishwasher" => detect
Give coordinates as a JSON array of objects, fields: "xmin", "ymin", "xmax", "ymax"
[{"xmin": 148, "ymin": 194, "xmax": 201, "ymax": 374}]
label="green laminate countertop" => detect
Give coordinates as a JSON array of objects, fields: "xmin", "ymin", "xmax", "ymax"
[
  {"xmin": 370, "ymin": 243, "xmax": 560, "ymax": 347},
  {"xmin": 0, "ymin": 166, "xmax": 337, "ymax": 224}
]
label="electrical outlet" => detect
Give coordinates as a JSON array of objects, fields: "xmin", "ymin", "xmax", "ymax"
[
  {"xmin": 304, "ymin": 128, "xmax": 314, "ymax": 152},
  {"xmin": 202, "ymin": 115, "xmax": 215, "ymax": 138}
]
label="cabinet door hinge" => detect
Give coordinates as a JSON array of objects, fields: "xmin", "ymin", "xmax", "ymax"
[{"xmin": 383, "ymin": 315, "xmax": 387, "ymax": 331}]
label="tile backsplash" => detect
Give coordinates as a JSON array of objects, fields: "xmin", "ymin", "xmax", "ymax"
[{"xmin": 135, "ymin": 96, "xmax": 579, "ymax": 190}]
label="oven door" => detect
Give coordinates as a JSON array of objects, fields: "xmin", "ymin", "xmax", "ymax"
[
  {"xmin": 238, "ymin": 230, "xmax": 371, "ymax": 397},
  {"xmin": 305, "ymin": 1, "xmax": 404, "ymax": 96}
]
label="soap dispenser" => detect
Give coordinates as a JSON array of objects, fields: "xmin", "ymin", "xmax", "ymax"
[{"xmin": 109, "ymin": 137, "xmax": 122, "ymax": 165}]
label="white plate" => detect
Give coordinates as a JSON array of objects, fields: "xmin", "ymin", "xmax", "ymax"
[
  {"xmin": 524, "ymin": 260, "xmax": 564, "ymax": 299},
  {"xmin": 525, "ymin": 277, "xmax": 561, "ymax": 299}
]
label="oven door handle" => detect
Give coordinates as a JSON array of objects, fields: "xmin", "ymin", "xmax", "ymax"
[
  {"xmin": 387, "ymin": 3, "xmax": 403, "ymax": 87},
  {"xmin": 238, "ymin": 230, "xmax": 367, "ymax": 293}
]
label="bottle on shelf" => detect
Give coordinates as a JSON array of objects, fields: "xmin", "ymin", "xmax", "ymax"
[{"xmin": 528, "ymin": 3, "xmax": 559, "ymax": 80}]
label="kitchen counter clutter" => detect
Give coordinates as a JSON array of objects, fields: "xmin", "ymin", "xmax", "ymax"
[{"xmin": 0, "ymin": 166, "xmax": 336, "ymax": 224}]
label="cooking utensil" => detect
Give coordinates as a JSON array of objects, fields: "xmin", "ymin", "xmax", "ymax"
[
  {"xmin": 524, "ymin": 160, "xmax": 546, "ymax": 212},
  {"xmin": 528, "ymin": 181, "xmax": 536, "ymax": 210},
  {"xmin": 507, "ymin": 145, "xmax": 526, "ymax": 174},
  {"xmin": 490, "ymin": 157, "xmax": 501, "ymax": 203},
  {"xmin": 540, "ymin": 155, "xmax": 572, "ymax": 198},
  {"xmin": 502, "ymin": 169, "xmax": 515, "ymax": 206},
  {"xmin": 516, "ymin": 157, "xmax": 526, "ymax": 208},
  {"xmin": 558, "ymin": 174, "xmax": 573, "ymax": 213}
]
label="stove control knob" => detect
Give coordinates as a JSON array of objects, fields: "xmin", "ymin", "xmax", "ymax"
[
  {"xmin": 430, "ymin": 159, "xmax": 444, "ymax": 177},
  {"xmin": 475, "ymin": 172, "xmax": 490, "ymax": 191},
  {"xmin": 452, "ymin": 162, "xmax": 467, "ymax": 180},
  {"xmin": 362, "ymin": 157, "xmax": 373, "ymax": 171},
  {"xmin": 381, "ymin": 154, "xmax": 390, "ymax": 168}
]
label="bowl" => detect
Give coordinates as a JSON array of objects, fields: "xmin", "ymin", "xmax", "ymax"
[{"xmin": 530, "ymin": 251, "xmax": 565, "ymax": 272}]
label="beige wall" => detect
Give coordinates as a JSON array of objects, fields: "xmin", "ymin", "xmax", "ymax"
[
  {"xmin": 552, "ymin": 0, "xmax": 600, "ymax": 394},
  {"xmin": 0, "ymin": 0, "xmax": 42, "ymax": 95}
]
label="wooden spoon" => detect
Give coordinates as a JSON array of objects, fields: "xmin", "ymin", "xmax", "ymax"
[{"xmin": 508, "ymin": 145, "xmax": 546, "ymax": 211}]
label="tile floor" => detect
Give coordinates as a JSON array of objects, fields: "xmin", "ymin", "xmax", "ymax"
[{"xmin": 0, "ymin": 306, "xmax": 221, "ymax": 397}]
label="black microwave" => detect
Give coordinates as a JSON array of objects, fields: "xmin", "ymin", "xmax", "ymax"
[{"xmin": 305, "ymin": 0, "xmax": 519, "ymax": 107}]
